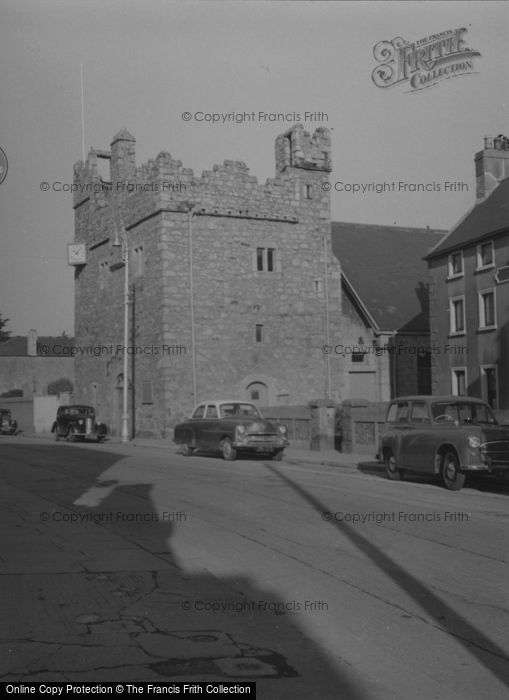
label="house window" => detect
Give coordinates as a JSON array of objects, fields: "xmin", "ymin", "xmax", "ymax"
[
  {"xmin": 450, "ymin": 296, "xmax": 465, "ymax": 334},
  {"xmin": 476, "ymin": 241, "xmax": 494, "ymax": 269},
  {"xmin": 141, "ymin": 380, "xmax": 153, "ymax": 404},
  {"xmin": 314, "ymin": 279, "xmax": 323, "ymax": 293},
  {"xmin": 448, "ymin": 252, "xmax": 463, "ymax": 277},
  {"xmin": 256, "ymin": 247, "xmax": 276, "ymax": 272},
  {"xmin": 479, "ymin": 289, "xmax": 496, "ymax": 329},
  {"xmin": 305, "ymin": 184, "xmax": 313, "ymax": 199},
  {"xmin": 480, "ymin": 365, "xmax": 498, "ymax": 409},
  {"xmin": 255, "ymin": 324, "xmax": 263, "ymax": 342},
  {"xmin": 133, "ymin": 245, "xmax": 144, "ymax": 277},
  {"xmin": 451, "ymin": 368, "xmax": 467, "ymax": 396}
]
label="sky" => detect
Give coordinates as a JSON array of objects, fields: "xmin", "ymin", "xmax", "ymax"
[{"xmin": 0, "ymin": 0, "xmax": 507, "ymax": 336}]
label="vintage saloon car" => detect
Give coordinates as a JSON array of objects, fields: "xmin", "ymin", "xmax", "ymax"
[
  {"xmin": 379, "ymin": 395, "xmax": 509, "ymax": 490},
  {"xmin": 52, "ymin": 405, "xmax": 107, "ymax": 443},
  {"xmin": 174, "ymin": 400, "xmax": 289, "ymax": 460},
  {"xmin": 0, "ymin": 409, "xmax": 18, "ymax": 435}
]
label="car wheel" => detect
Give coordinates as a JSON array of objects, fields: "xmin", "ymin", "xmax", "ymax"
[
  {"xmin": 272, "ymin": 450, "xmax": 284, "ymax": 461},
  {"xmin": 181, "ymin": 442, "xmax": 194, "ymax": 457},
  {"xmin": 441, "ymin": 452, "xmax": 466, "ymax": 491},
  {"xmin": 221, "ymin": 438, "xmax": 237, "ymax": 461},
  {"xmin": 385, "ymin": 453, "xmax": 402, "ymax": 481}
]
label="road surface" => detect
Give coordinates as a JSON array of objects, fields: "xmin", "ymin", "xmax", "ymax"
[{"xmin": 1, "ymin": 437, "xmax": 508, "ymax": 699}]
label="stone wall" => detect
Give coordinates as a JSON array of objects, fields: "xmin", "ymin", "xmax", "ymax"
[
  {"xmin": 0, "ymin": 357, "xmax": 74, "ymax": 397},
  {"xmin": 339, "ymin": 399, "xmax": 387, "ymax": 454},
  {"xmin": 260, "ymin": 405, "xmax": 311, "ymax": 449}
]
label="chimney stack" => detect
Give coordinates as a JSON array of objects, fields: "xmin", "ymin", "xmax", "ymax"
[
  {"xmin": 475, "ymin": 134, "xmax": 509, "ymax": 202},
  {"xmin": 27, "ymin": 329, "xmax": 37, "ymax": 356}
]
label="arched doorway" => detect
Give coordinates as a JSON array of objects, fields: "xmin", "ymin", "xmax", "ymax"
[{"xmin": 246, "ymin": 381, "xmax": 268, "ymax": 406}]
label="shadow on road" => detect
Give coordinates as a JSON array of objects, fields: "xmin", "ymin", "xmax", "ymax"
[
  {"xmin": 0, "ymin": 442, "xmax": 367, "ymax": 698},
  {"xmin": 265, "ymin": 463, "xmax": 509, "ymax": 690}
]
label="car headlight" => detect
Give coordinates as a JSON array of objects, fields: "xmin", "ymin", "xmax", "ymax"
[
  {"xmin": 235, "ymin": 425, "xmax": 248, "ymax": 441},
  {"xmin": 467, "ymin": 435, "xmax": 481, "ymax": 448},
  {"xmin": 278, "ymin": 425, "xmax": 288, "ymax": 436}
]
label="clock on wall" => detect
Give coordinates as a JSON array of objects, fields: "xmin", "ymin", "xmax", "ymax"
[{"xmin": 67, "ymin": 243, "xmax": 87, "ymax": 266}]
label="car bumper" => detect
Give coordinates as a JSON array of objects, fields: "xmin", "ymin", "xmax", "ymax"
[
  {"xmin": 233, "ymin": 437, "xmax": 289, "ymax": 452},
  {"xmin": 70, "ymin": 432, "xmax": 102, "ymax": 440},
  {"xmin": 462, "ymin": 460, "xmax": 509, "ymax": 474}
]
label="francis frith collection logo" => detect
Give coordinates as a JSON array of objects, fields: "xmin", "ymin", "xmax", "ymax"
[
  {"xmin": 372, "ymin": 28, "xmax": 481, "ymax": 92},
  {"xmin": 0, "ymin": 146, "xmax": 8, "ymax": 186}
]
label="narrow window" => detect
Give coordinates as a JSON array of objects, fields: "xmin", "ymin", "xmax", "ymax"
[
  {"xmin": 452, "ymin": 369, "xmax": 467, "ymax": 396},
  {"xmin": 477, "ymin": 241, "xmax": 494, "ymax": 269},
  {"xmin": 267, "ymin": 248, "xmax": 274, "ymax": 272},
  {"xmin": 450, "ymin": 297, "xmax": 465, "ymax": 333},
  {"xmin": 255, "ymin": 324, "xmax": 263, "ymax": 342},
  {"xmin": 256, "ymin": 248, "xmax": 264, "ymax": 271},
  {"xmin": 448, "ymin": 252, "xmax": 463, "ymax": 277},
  {"xmin": 479, "ymin": 290, "xmax": 496, "ymax": 328}
]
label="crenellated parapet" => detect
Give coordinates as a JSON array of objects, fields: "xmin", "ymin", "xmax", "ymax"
[{"xmin": 73, "ymin": 124, "xmax": 331, "ymax": 242}]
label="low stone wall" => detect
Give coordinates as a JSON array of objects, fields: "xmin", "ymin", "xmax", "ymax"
[
  {"xmin": 260, "ymin": 405, "xmax": 311, "ymax": 450},
  {"xmin": 339, "ymin": 399, "xmax": 387, "ymax": 455}
]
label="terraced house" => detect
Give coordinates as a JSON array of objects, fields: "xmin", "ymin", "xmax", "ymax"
[{"xmin": 425, "ymin": 135, "xmax": 509, "ymax": 408}]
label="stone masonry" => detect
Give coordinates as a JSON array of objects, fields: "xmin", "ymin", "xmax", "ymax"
[{"xmin": 73, "ymin": 126, "xmax": 345, "ymax": 437}]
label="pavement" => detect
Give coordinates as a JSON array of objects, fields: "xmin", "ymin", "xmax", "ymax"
[{"xmin": 20, "ymin": 431, "xmax": 379, "ymax": 470}]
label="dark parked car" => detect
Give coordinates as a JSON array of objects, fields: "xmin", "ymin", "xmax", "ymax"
[
  {"xmin": 378, "ymin": 395, "xmax": 509, "ymax": 490},
  {"xmin": 174, "ymin": 400, "xmax": 289, "ymax": 461},
  {"xmin": 0, "ymin": 409, "xmax": 18, "ymax": 435},
  {"xmin": 52, "ymin": 405, "xmax": 107, "ymax": 443}
]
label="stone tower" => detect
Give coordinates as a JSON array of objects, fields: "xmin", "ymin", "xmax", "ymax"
[{"xmin": 73, "ymin": 124, "xmax": 344, "ymax": 437}]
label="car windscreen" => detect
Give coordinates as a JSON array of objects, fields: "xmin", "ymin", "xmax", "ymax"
[
  {"xmin": 431, "ymin": 402, "xmax": 497, "ymax": 425},
  {"xmin": 219, "ymin": 403, "xmax": 261, "ymax": 418}
]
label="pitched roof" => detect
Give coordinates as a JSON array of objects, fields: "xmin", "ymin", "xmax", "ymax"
[
  {"xmin": 331, "ymin": 222, "xmax": 446, "ymax": 333},
  {"xmin": 0, "ymin": 336, "xmax": 74, "ymax": 357},
  {"xmin": 425, "ymin": 177, "xmax": 509, "ymax": 259}
]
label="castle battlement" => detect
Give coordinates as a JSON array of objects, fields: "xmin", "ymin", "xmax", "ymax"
[{"xmin": 73, "ymin": 125, "xmax": 331, "ymax": 237}]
